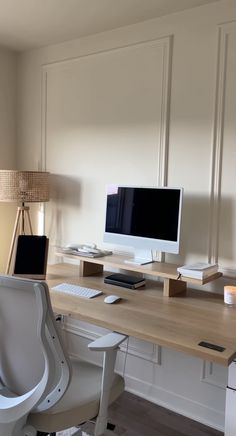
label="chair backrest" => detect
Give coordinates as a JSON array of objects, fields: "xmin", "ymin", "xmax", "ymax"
[{"xmin": 0, "ymin": 275, "xmax": 71, "ymax": 413}]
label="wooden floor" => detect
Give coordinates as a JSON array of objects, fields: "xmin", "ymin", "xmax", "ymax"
[
  {"xmin": 107, "ymin": 392, "xmax": 223, "ymax": 436},
  {"xmin": 60, "ymin": 391, "xmax": 224, "ymax": 436}
]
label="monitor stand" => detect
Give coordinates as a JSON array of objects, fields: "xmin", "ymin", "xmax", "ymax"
[{"xmin": 124, "ymin": 249, "xmax": 153, "ymax": 266}]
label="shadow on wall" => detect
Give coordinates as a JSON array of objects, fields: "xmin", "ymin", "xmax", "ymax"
[
  {"xmin": 46, "ymin": 174, "xmax": 81, "ymax": 248},
  {"xmin": 178, "ymin": 193, "xmax": 232, "ymax": 262},
  {"xmin": 50, "ymin": 174, "xmax": 81, "ymax": 206},
  {"xmin": 45, "ymin": 180, "xmax": 233, "ymax": 266},
  {"xmin": 217, "ymin": 195, "xmax": 234, "ymax": 263}
]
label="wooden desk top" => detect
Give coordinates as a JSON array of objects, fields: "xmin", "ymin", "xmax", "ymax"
[{"xmin": 47, "ymin": 263, "xmax": 236, "ymax": 367}]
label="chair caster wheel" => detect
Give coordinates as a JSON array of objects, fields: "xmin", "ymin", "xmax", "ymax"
[
  {"xmin": 23, "ymin": 425, "xmax": 37, "ymax": 436},
  {"xmin": 107, "ymin": 422, "xmax": 116, "ymax": 431}
]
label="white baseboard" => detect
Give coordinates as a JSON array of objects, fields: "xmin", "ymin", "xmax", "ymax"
[{"xmin": 124, "ymin": 374, "xmax": 225, "ymax": 432}]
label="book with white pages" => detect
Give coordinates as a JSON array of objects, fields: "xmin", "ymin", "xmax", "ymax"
[{"xmin": 177, "ymin": 262, "xmax": 218, "ymax": 279}]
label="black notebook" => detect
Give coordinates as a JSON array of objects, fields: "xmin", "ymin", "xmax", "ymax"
[{"xmin": 104, "ymin": 273, "xmax": 146, "ymax": 289}]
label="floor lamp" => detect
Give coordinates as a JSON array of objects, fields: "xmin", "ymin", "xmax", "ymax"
[{"xmin": 0, "ymin": 170, "xmax": 50, "ymax": 274}]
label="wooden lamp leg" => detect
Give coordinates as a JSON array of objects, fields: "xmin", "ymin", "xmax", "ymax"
[
  {"xmin": 6, "ymin": 205, "xmax": 34, "ymax": 274},
  {"xmin": 6, "ymin": 208, "xmax": 22, "ymax": 274},
  {"xmin": 25, "ymin": 208, "xmax": 33, "ymax": 235}
]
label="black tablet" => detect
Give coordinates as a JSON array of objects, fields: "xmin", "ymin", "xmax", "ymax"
[{"xmin": 13, "ymin": 235, "xmax": 49, "ymax": 279}]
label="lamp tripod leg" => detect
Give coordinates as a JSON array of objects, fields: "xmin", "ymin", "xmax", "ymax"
[
  {"xmin": 6, "ymin": 208, "xmax": 22, "ymax": 274},
  {"xmin": 25, "ymin": 208, "xmax": 33, "ymax": 235}
]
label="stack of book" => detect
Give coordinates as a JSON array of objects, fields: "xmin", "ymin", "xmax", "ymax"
[
  {"xmin": 104, "ymin": 273, "xmax": 146, "ymax": 289},
  {"xmin": 177, "ymin": 262, "xmax": 218, "ymax": 279}
]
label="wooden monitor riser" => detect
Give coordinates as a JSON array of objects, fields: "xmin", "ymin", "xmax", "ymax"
[{"xmin": 55, "ymin": 252, "xmax": 222, "ymax": 297}]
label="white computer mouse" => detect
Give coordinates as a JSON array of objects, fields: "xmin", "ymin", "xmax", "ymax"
[{"xmin": 104, "ymin": 295, "xmax": 121, "ymax": 304}]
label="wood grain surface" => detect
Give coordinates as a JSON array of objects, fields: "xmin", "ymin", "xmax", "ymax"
[{"xmin": 48, "ymin": 263, "xmax": 235, "ymax": 366}]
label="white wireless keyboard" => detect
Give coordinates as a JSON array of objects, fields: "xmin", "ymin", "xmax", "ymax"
[{"xmin": 52, "ymin": 283, "xmax": 103, "ymax": 299}]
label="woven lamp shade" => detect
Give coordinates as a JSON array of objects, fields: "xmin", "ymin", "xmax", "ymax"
[{"xmin": 0, "ymin": 170, "xmax": 50, "ymax": 203}]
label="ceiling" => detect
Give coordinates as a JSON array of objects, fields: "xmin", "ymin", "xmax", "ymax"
[{"xmin": 0, "ymin": 0, "xmax": 220, "ymax": 52}]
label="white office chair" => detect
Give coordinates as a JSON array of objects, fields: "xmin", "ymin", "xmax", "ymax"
[{"xmin": 0, "ymin": 275, "xmax": 127, "ymax": 436}]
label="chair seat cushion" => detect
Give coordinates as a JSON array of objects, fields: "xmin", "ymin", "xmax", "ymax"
[{"xmin": 28, "ymin": 358, "xmax": 124, "ymax": 432}]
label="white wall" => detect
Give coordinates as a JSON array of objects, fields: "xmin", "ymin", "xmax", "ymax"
[
  {"xmin": 16, "ymin": 0, "xmax": 236, "ymax": 430},
  {"xmin": 0, "ymin": 47, "xmax": 17, "ymax": 272}
]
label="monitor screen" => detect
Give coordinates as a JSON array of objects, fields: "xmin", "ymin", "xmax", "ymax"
[{"xmin": 104, "ymin": 185, "xmax": 183, "ymax": 262}]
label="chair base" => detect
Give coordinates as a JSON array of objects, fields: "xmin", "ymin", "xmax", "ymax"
[
  {"xmin": 37, "ymin": 432, "xmax": 56, "ymax": 436},
  {"xmin": 36, "ymin": 422, "xmax": 116, "ymax": 436}
]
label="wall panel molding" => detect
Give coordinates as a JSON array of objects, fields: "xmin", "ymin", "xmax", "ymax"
[
  {"xmin": 41, "ymin": 35, "xmax": 172, "ymax": 192},
  {"xmin": 63, "ymin": 320, "xmax": 162, "ymax": 364},
  {"xmin": 209, "ymin": 26, "xmax": 227, "ymax": 264},
  {"xmin": 209, "ymin": 21, "xmax": 236, "ymax": 272},
  {"xmin": 41, "ymin": 70, "xmax": 48, "ymax": 172},
  {"xmin": 156, "ymin": 36, "xmax": 172, "ymax": 187},
  {"xmin": 201, "ymin": 361, "xmax": 227, "ymax": 389},
  {"xmin": 124, "ymin": 375, "xmax": 224, "ymax": 432}
]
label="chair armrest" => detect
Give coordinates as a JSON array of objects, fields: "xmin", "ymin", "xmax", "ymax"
[
  {"xmin": 88, "ymin": 332, "xmax": 128, "ymax": 436},
  {"xmin": 88, "ymin": 332, "xmax": 128, "ymax": 351}
]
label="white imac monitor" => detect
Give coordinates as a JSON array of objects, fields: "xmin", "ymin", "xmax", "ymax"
[{"xmin": 104, "ymin": 185, "xmax": 183, "ymax": 265}]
